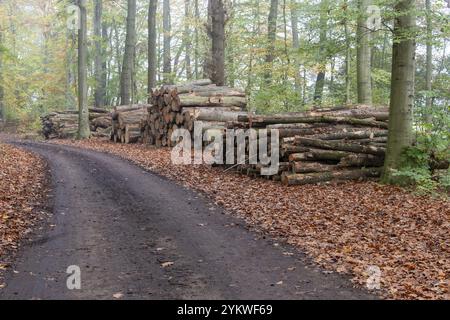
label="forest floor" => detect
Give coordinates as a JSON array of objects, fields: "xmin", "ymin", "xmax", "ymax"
[
  {"xmin": 47, "ymin": 138, "xmax": 449, "ymax": 300},
  {"xmin": 0, "ymin": 140, "xmax": 375, "ymax": 300},
  {"xmin": 0, "ymin": 143, "xmax": 50, "ymax": 289}
]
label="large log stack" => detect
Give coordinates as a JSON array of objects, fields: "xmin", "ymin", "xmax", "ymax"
[
  {"xmin": 111, "ymin": 105, "xmax": 149, "ymax": 144},
  {"xmin": 223, "ymin": 105, "xmax": 390, "ymax": 186},
  {"xmin": 144, "ymin": 79, "xmax": 248, "ymax": 147},
  {"xmin": 41, "ymin": 108, "xmax": 110, "ymax": 139}
]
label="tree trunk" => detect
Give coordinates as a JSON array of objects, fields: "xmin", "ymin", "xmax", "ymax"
[
  {"xmin": 207, "ymin": 0, "xmax": 226, "ymax": 86},
  {"xmin": 344, "ymin": 0, "xmax": 351, "ymax": 105},
  {"xmin": 264, "ymin": 0, "xmax": 279, "ymax": 83},
  {"xmin": 313, "ymin": 0, "xmax": 328, "ymax": 104},
  {"xmin": 282, "ymin": 168, "xmax": 382, "ymax": 186},
  {"xmin": 357, "ymin": 0, "xmax": 373, "ymax": 105},
  {"xmin": 184, "ymin": 0, "xmax": 193, "ymax": 80},
  {"xmin": 148, "ymin": 0, "xmax": 158, "ymax": 101},
  {"xmin": 291, "ymin": 0, "xmax": 301, "ymax": 94},
  {"xmin": 425, "ymin": 0, "xmax": 433, "ymax": 123},
  {"xmin": 163, "ymin": 0, "xmax": 172, "ymax": 84},
  {"xmin": 120, "ymin": 0, "xmax": 137, "ymax": 105},
  {"xmin": 94, "ymin": 0, "xmax": 105, "ymax": 108},
  {"xmin": 382, "ymin": 0, "xmax": 416, "ymax": 184},
  {"xmin": 293, "ymin": 137, "xmax": 386, "ymax": 156},
  {"xmin": 77, "ymin": 0, "xmax": 91, "ymax": 139},
  {"xmin": 194, "ymin": 0, "xmax": 200, "ymax": 79}
]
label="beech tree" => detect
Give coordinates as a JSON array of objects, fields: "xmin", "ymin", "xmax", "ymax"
[
  {"xmin": 120, "ymin": 0, "xmax": 136, "ymax": 105},
  {"xmin": 93, "ymin": 0, "xmax": 105, "ymax": 108},
  {"xmin": 163, "ymin": 0, "xmax": 172, "ymax": 84},
  {"xmin": 356, "ymin": 0, "xmax": 373, "ymax": 105},
  {"xmin": 77, "ymin": 0, "xmax": 90, "ymax": 139},
  {"xmin": 148, "ymin": 0, "xmax": 158, "ymax": 99},
  {"xmin": 382, "ymin": 0, "xmax": 417, "ymax": 184},
  {"xmin": 265, "ymin": 0, "xmax": 279, "ymax": 83},
  {"xmin": 206, "ymin": 0, "xmax": 226, "ymax": 85}
]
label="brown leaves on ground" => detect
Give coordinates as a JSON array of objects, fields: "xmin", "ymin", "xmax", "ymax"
[
  {"xmin": 0, "ymin": 144, "xmax": 48, "ymax": 265},
  {"xmin": 53, "ymin": 139, "xmax": 449, "ymax": 300}
]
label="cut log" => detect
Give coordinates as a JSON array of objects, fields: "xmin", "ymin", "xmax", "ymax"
[
  {"xmin": 311, "ymin": 130, "xmax": 388, "ymax": 141},
  {"xmin": 293, "ymin": 137, "xmax": 386, "ymax": 156},
  {"xmin": 282, "ymin": 168, "xmax": 382, "ymax": 186},
  {"xmin": 338, "ymin": 154, "xmax": 385, "ymax": 167},
  {"xmin": 291, "ymin": 162, "xmax": 338, "ymax": 174},
  {"xmin": 238, "ymin": 115, "xmax": 388, "ymax": 129}
]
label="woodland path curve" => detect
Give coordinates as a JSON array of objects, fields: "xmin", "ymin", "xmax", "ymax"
[{"xmin": 0, "ymin": 141, "xmax": 376, "ymax": 300}]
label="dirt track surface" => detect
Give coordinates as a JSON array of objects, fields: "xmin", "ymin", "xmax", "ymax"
[{"xmin": 0, "ymin": 141, "xmax": 375, "ymax": 300}]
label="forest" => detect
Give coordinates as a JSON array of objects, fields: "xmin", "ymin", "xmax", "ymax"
[
  {"xmin": 0, "ymin": 0, "xmax": 449, "ymax": 189},
  {"xmin": 0, "ymin": 0, "xmax": 449, "ymax": 302}
]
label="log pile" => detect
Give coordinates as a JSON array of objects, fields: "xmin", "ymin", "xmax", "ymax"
[
  {"xmin": 41, "ymin": 108, "xmax": 110, "ymax": 139},
  {"xmin": 143, "ymin": 79, "xmax": 248, "ymax": 147},
  {"xmin": 111, "ymin": 105, "xmax": 149, "ymax": 144},
  {"xmin": 223, "ymin": 105, "xmax": 390, "ymax": 186}
]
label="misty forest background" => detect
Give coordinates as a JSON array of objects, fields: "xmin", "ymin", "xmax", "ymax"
[{"xmin": 0, "ymin": 0, "xmax": 449, "ymax": 189}]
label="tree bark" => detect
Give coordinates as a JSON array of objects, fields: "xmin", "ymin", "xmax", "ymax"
[
  {"xmin": 425, "ymin": 0, "xmax": 433, "ymax": 123},
  {"xmin": 94, "ymin": 0, "xmax": 105, "ymax": 108},
  {"xmin": 356, "ymin": 0, "xmax": 373, "ymax": 105},
  {"xmin": 282, "ymin": 168, "xmax": 382, "ymax": 186},
  {"xmin": 194, "ymin": 0, "xmax": 200, "ymax": 79},
  {"xmin": 163, "ymin": 0, "xmax": 173, "ymax": 84},
  {"xmin": 77, "ymin": 0, "xmax": 91, "ymax": 139},
  {"xmin": 207, "ymin": 0, "xmax": 226, "ymax": 85},
  {"xmin": 184, "ymin": 0, "xmax": 193, "ymax": 80},
  {"xmin": 382, "ymin": 0, "xmax": 416, "ymax": 184},
  {"xmin": 120, "ymin": 0, "xmax": 137, "ymax": 105},
  {"xmin": 294, "ymin": 137, "xmax": 386, "ymax": 156},
  {"xmin": 291, "ymin": 0, "xmax": 301, "ymax": 94},
  {"xmin": 344, "ymin": 0, "xmax": 351, "ymax": 105},
  {"xmin": 264, "ymin": 0, "xmax": 279, "ymax": 83},
  {"xmin": 313, "ymin": 0, "xmax": 328, "ymax": 104},
  {"xmin": 148, "ymin": 0, "xmax": 158, "ymax": 101}
]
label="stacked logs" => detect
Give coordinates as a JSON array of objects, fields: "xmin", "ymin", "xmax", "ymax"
[
  {"xmin": 143, "ymin": 79, "xmax": 247, "ymax": 147},
  {"xmin": 41, "ymin": 108, "xmax": 110, "ymax": 139},
  {"xmin": 111, "ymin": 105, "xmax": 149, "ymax": 144},
  {"xmin": 223, "ymin": 105, "xmax": 390, "ymax": 185}
]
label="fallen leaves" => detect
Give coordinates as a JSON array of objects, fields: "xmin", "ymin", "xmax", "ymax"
[
  {"xmin": 0, "ymin": 144, "xmax": 48, "ymax": 274},
  {"xmin": 52, "ymin": 138, "xmax": 450, "ymax": 300},
  {"xmin": 113, "ymin": 293, "xmax": 124, "ymax": 299},
  {"xmin": 161, "ymin": 262, "xmax": 175, "ymax": 268}
]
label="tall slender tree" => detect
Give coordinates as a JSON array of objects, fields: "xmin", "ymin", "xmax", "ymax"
[
  {"xmin": 207, "ymin": 0, "xmax": 226, "ymax": 85},
  {"xmin": 265, "ymin": 0, "xmax": 279, "ymax": 83},
  {"xmin": 77, "ymin": 0, "xmax": 90, "ymax": 139},
  {"xmin": 184, "ymin": 0, "xmax": 193, "ymax": 80},
  {"xmin": 148, "ymin": 0, "xmax": 158, "ymax": 101},
  {"xmin": 425, "ymin": 0, "xmax": 433, "ymax": 122},
  {"xmin": 94, "ymin": 0, "xmax": 105, "ymax": 108},
  {"xmin": 163, "ymin": 0, "xmax": 172, "ymax": 84},
  {"xmin": 120, "ymin": 0, "xmax": 136, "ymax": 105},
  {"xmin": 356, "ymin": 0, "xmax": 373, "ymax": 105},
  {"xmin": 344, "ymin": 0, "xmax": 352, "ymax": 105},
  {"xmin": 382, "ymin": 0, "xmax": 417, "ymax": 184},
  {"xmin": 194, "ymin": 0, "xmax": 200, "ymax": 79},
  {"xmin": 291, "ymin": 0, "xmax": 301, "ymax": 95},
  {"xmin": 313, "ymin": 0, "xmax": 328, "ymax": 104}
]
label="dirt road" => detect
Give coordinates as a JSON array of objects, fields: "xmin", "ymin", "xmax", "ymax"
[{"xmin": 0, "ymin": 141, "xmax": 375, "ymax": 300}]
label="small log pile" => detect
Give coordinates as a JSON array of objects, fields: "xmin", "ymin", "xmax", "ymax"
[
  {"xmin": 111, "ymin": 105, "xmax": 149, "ymax": 144},
  {"xmin": 41, "ymin": 108, "xmax": 110, "ymax": 139},
  {"xmin": 143, "ymin": 79, "xmax": 247, "ymax": 147},
  {"xmin": 223, "ymin": 105, "xmax": 390, "ymax": 185}
]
